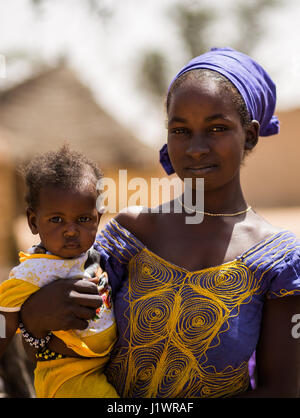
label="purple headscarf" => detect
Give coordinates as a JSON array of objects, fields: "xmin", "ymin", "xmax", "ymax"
[{"xmin": 160, "ymin": 47, "xmax": 279, "ymax": 175}]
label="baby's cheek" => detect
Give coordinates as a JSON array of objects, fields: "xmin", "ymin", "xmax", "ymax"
[{"xmin": 84, "ymin": 228, "xmax": 99, "ymax": 244}]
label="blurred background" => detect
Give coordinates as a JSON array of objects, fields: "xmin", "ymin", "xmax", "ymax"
[{"xmin": 1, "ymin": 0, "xmax": 300, "ymax": 397}]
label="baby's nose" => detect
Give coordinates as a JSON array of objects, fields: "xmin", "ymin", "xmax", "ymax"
[{"xmin": 64, "ymin": 223, "xmax": 79, "ymax": 237}]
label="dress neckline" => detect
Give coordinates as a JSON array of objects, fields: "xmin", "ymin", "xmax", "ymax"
[
  {"xmin": 144, "ymin": 247, "xmax": 240, "ymax": 274},
  {"xmin": 110, "ymin": 219, "xmax": 291, "ymax": 274}
]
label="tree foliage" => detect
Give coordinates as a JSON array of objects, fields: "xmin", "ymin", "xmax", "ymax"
[
  {"xmin": 232, "ymin": 0, "xmax": 283, "ymax": 53},
  {"xmin": 170, "ymin": 4, "xmax": 214, "ymax": 58},
  {"xmin": 137, "ymin": 0, "xmax": 284, "ymax": 102},
  {"xmin": 137, "ymin": 51, "xmax": 168, "ymax": 102},
  {"xmin": 28, "ymin": 0, "xmax": 285, "ymax": 103}
]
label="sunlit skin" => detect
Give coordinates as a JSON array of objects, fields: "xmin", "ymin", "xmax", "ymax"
[
  {"xmin": 20, "ymin": 75, "xmax": 300, "ymax": 397},
  {"xmin": 26, "ymin": 184, "xmax": 101, "ymax": 357},
  {"xmin": 0, "ymin": 183, "xmax": 102, "ymax": 360},
  {"xmin": 122, "ymin": 76, "xmax": 265, "ymax": 271},
  {"xmin": 27, "ymin": 186, "xmax": 101, "ymax": 259},
  {"xmin": 167, "ymin": 76, "xmax": 259, "ymax": 211}
]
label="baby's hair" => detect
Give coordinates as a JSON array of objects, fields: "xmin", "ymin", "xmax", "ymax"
[
  {"xmin": 24, "ymin": 144, "xmax": 103, "ymax": 210},
  {"xmin": 166, "ymin": 69, "xmax": 251, "ymax": 129}
]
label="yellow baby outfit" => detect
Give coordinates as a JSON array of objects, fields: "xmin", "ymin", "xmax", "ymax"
[{"xmin": 0, "ymin": 248, "xmax": 118, "ymax": 398}]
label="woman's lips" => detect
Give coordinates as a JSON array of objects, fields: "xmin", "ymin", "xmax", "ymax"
[{"xmin": 186, "ymin": 165, "xmax": 218, "ymax": 175}]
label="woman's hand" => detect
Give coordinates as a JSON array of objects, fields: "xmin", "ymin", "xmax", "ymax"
[{"xmin": 20, "ymin": 278, "xmax": 102, "ymax": 338}]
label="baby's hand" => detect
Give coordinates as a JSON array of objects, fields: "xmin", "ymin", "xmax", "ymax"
[{"xmin": 96, "ymin": 270, "xmax": 108, "ymax": 290}]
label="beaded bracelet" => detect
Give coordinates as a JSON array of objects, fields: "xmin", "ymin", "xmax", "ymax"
[
  {"xmin": 19, "ymin": 322, "xmax": 52, "ymax": 349},
  {"xmin": 36, "ymin": 347, "xmax": 66, "ymax": 361}
]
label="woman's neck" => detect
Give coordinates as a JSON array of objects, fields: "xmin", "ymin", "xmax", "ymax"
[{"xmin": 182, "ymin": 176, "xmax": 247, "ymax": 214}]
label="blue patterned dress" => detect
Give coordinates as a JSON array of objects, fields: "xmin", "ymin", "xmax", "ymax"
[{"xmin": 94, "ymin": 219, "xmax": 300, "ymax": 398}]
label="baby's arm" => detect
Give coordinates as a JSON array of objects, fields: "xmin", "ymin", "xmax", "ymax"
[
  {"xmin": 21, "ymin": 278, "xmax": 102, "ymax": 362},
  {"xmin": 0, "ymin": 311, "xmax": 19, "ymax": 357}
]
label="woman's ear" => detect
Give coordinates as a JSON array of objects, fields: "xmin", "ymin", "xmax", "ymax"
[
  {"xmin": 27, "ymin": 208, "xmax": 39, "ymax": 235},
  {"xmin": 244, "ymin": 120, "xmax": 260, "ymax": 151}
]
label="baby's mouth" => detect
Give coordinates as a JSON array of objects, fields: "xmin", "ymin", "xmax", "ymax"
[{"xmin": 64, "ymin": 242, "xmax": 80, "ymax": 249}]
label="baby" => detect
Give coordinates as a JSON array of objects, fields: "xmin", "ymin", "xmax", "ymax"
[{"xmin": 0, "ymin": 145, "xmax": 118, "ymax": 398}]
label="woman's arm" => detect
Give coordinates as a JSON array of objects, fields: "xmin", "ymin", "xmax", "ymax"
[
  {"xmin": 20, "ymin": 277, "xmax": 102, "ymax": 361},
  {"xmin": 241, "ymin": 295, "xmax": 300, "ymax": 397}
]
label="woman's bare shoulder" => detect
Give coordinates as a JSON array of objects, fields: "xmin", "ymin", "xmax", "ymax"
[
  {"xmin": 114, "ymin": 206, "xmax": 157, "ymax": 241},
  {"xmin": 245, "ymin": 210, "xmax": 286, "ymax": 243}
]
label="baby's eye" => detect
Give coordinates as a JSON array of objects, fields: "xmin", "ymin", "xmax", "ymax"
[
  {"xmin": 78, "ymin": 216, "xmax": 92, "ymax": 223},
  {"xmin": 49, "ymin": 216, "xmax": 63, "ymax": 223}
]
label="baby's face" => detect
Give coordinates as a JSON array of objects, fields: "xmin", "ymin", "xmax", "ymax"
[{"xmin": 27, "ymin": 186, "xmax": 101, "ymax": 258}]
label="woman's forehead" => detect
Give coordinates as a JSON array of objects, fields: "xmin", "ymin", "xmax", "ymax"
[{"xmin": 167, "ymin": 77, "xmax": 239, "ymax": 119}]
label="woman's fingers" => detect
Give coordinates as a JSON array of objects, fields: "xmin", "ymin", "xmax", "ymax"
[
  {"xmin": 71, "ymin": 278, "xmax": 100, "ymax": 295},
  {"xmin": 75, "ymin": 305, "xmax": 100, "ymax": 321},
  {"xmin": 66, "ymin": 318, "xmax": 89, "ymax": 331},
  {"xmin": 69, "ymin": 289, "xmax": 102, "ymax": 310},
  {"xmin": 69, "ymin": 278, "xmax": 102, "ymax": 311},
  {"xmin": 21, "ymin": 277, "xmax": 103, "ymax": 334}
]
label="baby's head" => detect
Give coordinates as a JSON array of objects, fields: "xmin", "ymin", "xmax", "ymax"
[{"xmin": 24, "ymin": 145, "xmax": 102, "ymax": 259}]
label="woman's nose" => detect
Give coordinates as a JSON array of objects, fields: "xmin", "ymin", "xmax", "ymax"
[{"xmin": 185, "ymin": 133, "xmax": 210, "ymax": 158}]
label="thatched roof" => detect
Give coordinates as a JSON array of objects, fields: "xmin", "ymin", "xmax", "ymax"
[{"xmin": 0, "ymin": 66, "xmax": 156, "ymax": 170}]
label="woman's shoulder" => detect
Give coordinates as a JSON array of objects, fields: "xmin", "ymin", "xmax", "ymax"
[
  {"xmin": 243, "ymin": 210, "xmax": 296, "ymax": 247},
  {"xmin": 238, "ymin": 216, "xmax": 300, "ymax": 298},
  {"xmin": 95, "ymin": 207, "xmax": 153, "ymax": 261},
  {"xmin": 240, "ymin": 215, "xmax": 299, "ymax": 266},
  {"xmin": 114, "ymin": 206, "xmax": 157, "ymax": 242},
  {"xmin": 233, "ymin": 210, "xmax": 299, "ymax": 267}
]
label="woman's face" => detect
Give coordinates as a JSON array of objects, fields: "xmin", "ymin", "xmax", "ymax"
[{"xmin": 167, "ymin": 76, "xmax": 258, "ymax": 192}]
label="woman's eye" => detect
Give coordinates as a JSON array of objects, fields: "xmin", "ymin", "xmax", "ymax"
[
  {"xmin": 49, "ymin": 216, "xmax": 63, "ymax": 223},
  {"xmin": 170, "ymin": 127, "xmax": 190, "ymax": 135},
  {"xmin": 78, "ymin": 216, "xmax": 91, "ymax": 223},
  {"xmin": 210, "ymin": 126, "xmax": 227, "ymax": 132}
]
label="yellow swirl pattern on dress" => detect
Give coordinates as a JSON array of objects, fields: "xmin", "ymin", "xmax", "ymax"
[{"xmin": 109, "ymin": 249, "xmax": 258, "ymax": 398}]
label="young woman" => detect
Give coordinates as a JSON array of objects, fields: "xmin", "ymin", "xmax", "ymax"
[{"xmin": 20, "ymin": 48, "xmax": 300, "ymax": 397}]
